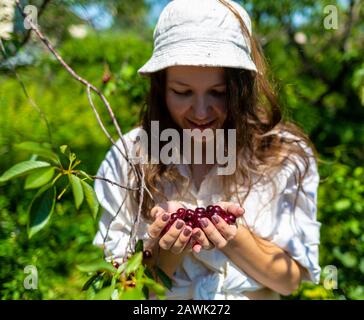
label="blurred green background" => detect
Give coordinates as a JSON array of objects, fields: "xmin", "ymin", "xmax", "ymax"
[{"xmin": 0, "ymin": 0, "xmax": 363, "ymax": 300}]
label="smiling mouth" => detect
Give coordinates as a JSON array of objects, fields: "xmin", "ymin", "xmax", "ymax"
[{"xmin": 187, "ymin": 119, "xmax": 216, "ymax": 130}]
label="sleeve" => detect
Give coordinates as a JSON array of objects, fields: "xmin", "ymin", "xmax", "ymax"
[
  {"xmin": 270, "ymin": 141, "xmax": 321, "ymax": 284},
  {"xmin": 92, "ymin": 138, "xmax": 148, "ymax": 264}
]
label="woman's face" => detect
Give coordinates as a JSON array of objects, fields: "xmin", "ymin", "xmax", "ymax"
[{"xmin": 165, "ymin": 66, "xmax": 227, "ymax": 132}]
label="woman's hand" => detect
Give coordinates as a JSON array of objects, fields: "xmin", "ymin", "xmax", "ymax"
[
  {"xmin": 191, "ymin": 202, "xmax": 245, "ymax": 251},
  {"xmin": 147, "ymin": 201, "xmax": 194, "ymax": 254}
]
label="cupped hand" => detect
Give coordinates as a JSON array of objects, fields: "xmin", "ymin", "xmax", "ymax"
[
  {"xmin": 147, "ymin": 201, "xmax": 195, "ymax": 254},
  {"xmin": 191, "ymin": 202, "xmax": 245, "ymax": 251}
]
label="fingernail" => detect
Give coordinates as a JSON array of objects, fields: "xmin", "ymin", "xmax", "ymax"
[
  {"xmin": 211, "ymin": 214, "xmax": 220, "ymax": 224},
  {"xmin": 176, "ymin": 220, "xmax": 184, "ymax": 229},
  {"xmin": 200, "ymin": 218, "xmax": 208, "ymax": 228},
  {"xmin": 162, "ymin": 213, "xmax": 169, "ymax": 222},
  {"xmin": 193, "ymin": 231, "xmax": 201, "ymax": 239},
  {"xmin": 183, "ymin": 228, "xmax": 191, "ymax": 236}
]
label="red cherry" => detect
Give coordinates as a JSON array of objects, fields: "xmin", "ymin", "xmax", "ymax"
[
  {"xmin": 184, "ymin": 211, "xmax": 194, "ymax": 221},
  {"xmin": 206, "ymin": 205, "xmax": 214, "ymax": 213},
  {"xmin": 185, "ymin": 220, "xmax": 194, "ymax": 228},
  {"xmin": 102, "ymin": 73, "xmax": 111, "ymax": 84},
  {"xmin": 176, "ymin": 208, "xmax": 186, "ymax": 219},
  {"xmin": 222, "ymin": 216, "xmax": 231, "ymax": 224},
  {"xmin": 211, "ymin": 207, "xmax": 223, "ymax": 216},
  {"xmin": 194, "ymin": 211, "xmax": 204, "ymax": 219},
  {"xmin": 143, "ymin": 250, "xmax": 152, "ymax": 259},
  {"xmin": 160, "ymin": 206, "xmax": 237, "ymax": 235},
  {"xmin": 227, "ymin": 214, "xmax": 236, "ymax": 224},
  {"xmin": 195, "ymin": 207, "xmax": 206, "ymax": 215},
  {"xmin": 177, "ymin": 208, "xmax": 186, "ymax": 215}
]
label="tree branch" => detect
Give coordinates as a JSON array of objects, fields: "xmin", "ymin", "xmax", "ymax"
[
  {"xmin": 91, "ymin": 176, "xmax": 139, "ymax": 192},
  {"xmin": 14, "ymin": 0, "xmax": 155, "ymax": 259},
  {"xmin": 11, "ymin": 0, "xmax": 51, "ymax": 54}
]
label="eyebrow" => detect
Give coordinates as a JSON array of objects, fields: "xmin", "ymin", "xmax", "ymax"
[{"xmin": 169, "ymin": 80, "xmax": 226, "ymax": 88}]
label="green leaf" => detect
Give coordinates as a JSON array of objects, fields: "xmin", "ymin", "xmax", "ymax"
[
  {"xmin": 28, "ymin": 185, "xmax": 56, "ymax": 239},
  {"xmin": 341, "ymin": 252, "xmax": 358, "ymax": 268},
  {"xmin": 82, "ymin": 273, "xmax": 99, "ymax": 291},
  {"xmin": 154, "ymin": 266, "xmax": 172, "ymax": 290},
  {"xmin": 76, "ymin": 260, "xmax": 116, "ymax": 273},
  {"xmin": 69, "ymin": 174, "xmax": 84, "ymax": 209},
  {"xmin": 15, "ymin": 142, "xmax": 60, "ymax": 165},
  {"xmin": 119, "ymin": 287, "xmax": 145, "ymax": 300},
  {"xmin": 135, "ymin": 264, "xmax": 145, "ymax": 280},
  {"xmin": 142, "ymin": 285, "xmax": 149, "ymax": 300},
  {"xmin": 0, "ymin": 160, "xmax": 50, "ymax": 183},
  {"xmin": 125, "ymin": 252, "xmax": 143, "ymax": 275},
  {"xmin": 85, "ymin": 274, "xmax": 105, "ymax": 299},
  {"xmin": 24, "ymin": 167, "xmax": 55, "ymax": 190},
  {"xmin": 93, "ymin": 285, "xmax": 114, "ymax": 300},
  {"xmin": 143, "ymin": 277, "xmax": 166, "ymax": 297},
  {"xmin": 60, "ymin": 145, "xmax": 70, "ymax": 155},
  {"xmin": 80, "ymin": 180, "xmax": 99, "ymax": 219},
  {"xmin": 334, "ymin": 199, "xmax": 351, "ymax": 211},
  {"xmin": 79, "ymin": 170, "xmax": 93, "ymax": 181},
  {"xmin": 333, "ymin": 247, "xmax": 358, "ymax": 268},
  {"xmin": 144, "ymin": 267, "xmax": 154, "ymax": 279},
  {"xmin": 135, "ymin": 240, "xmax": 143, "ymax": 253}
]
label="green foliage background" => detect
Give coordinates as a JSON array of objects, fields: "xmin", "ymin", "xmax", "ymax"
[{"xmin": 0, "ymin": 0, "xmax": 363, "ymax": 299}]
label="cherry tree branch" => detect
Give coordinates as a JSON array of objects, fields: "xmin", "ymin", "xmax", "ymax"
[
  {"xmin": 13, "ymin": 0, "xmax": 155, "ymax": 259},
  {"xmin": 91, "ymin": 176, "xmax": 139, "ymax": 192}
]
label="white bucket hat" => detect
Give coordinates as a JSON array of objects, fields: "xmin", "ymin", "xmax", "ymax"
[{"xmin": 138, "ymin": 0, "xmax": 257, "ymax": 76}]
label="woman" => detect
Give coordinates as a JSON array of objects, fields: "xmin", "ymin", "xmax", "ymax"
[{"xmin": 93, "ymin": 0, "xmax": 321, "ymax": 300}]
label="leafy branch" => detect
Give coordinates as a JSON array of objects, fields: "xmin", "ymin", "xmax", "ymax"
[
  {"xmin": 76, "ymin": 240, "xmax": 171, "ymax": 300},
  {"xmin": 0, "ymin": 0, "xmax": 168, "ymax": 300},
  {"xmin": 12, "ymin": 0, "xmax": 155, "ymax": 252}
]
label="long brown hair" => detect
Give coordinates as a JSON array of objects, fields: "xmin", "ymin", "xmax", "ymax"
[{"xmin": 129, "ymin": 0, "xmax": 319, "ymax": 236}]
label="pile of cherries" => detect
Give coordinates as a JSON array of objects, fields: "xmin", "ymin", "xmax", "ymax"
[{"xmin": 161, "ymin": 205, "xmax": 236, "ymax": 236}]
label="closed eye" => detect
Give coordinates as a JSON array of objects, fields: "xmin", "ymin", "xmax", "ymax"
[
  {"xmin": 210, "ymin": 90, "xmax": 226, "ymax": 97},
  {"xmin": 171, "ymin": 89, "xmax": 192, "ymax": 96}
]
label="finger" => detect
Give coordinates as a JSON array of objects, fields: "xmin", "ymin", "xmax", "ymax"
[
  {"xmin": 184, "ymin": 237, "xmax": 194, "ymax": 252},
  {"xmin": 199, "ymin": 217, "xmax": 227, "ymax": 249},
  {"xmin": 170, "ymin": 226, "xmax": 193, "ymax": 254},
  {"xmin": 217, "ymin": 202, "xmax": 245, "ymax": 217},
  {"xmin": 159, "ymin": 201, "xmax": 185, "ymax": 214},
  {"xmin": 147, "ymin": 210, "xmax": 170, "ymax": 239},
  {"xmin": 210, "ymin": 214, "xmax": 238, "ymax": 241},
  {"xmin": 191, "ymin": 228, "xmax": 213, "ymax": 250},
  {"xmin": 159, "ymin": 219, "xmax": 185, "ymax": 250},
  {"xmin": 192, "ymin": 243, "xmax": 202, "ymax": 253},
  {"xmin": 150, "ymin": 205, "xmax": 165, "ymax": 220}
]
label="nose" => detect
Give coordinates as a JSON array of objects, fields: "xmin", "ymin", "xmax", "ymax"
[{"xmin": 192, "ymin": 95, "xmax": 211, "ymax": 120}]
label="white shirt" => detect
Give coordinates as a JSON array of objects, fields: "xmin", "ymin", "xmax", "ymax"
[{"xmin": 93, "ymin": 127, "xmax": 321, "ymax": 300}]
